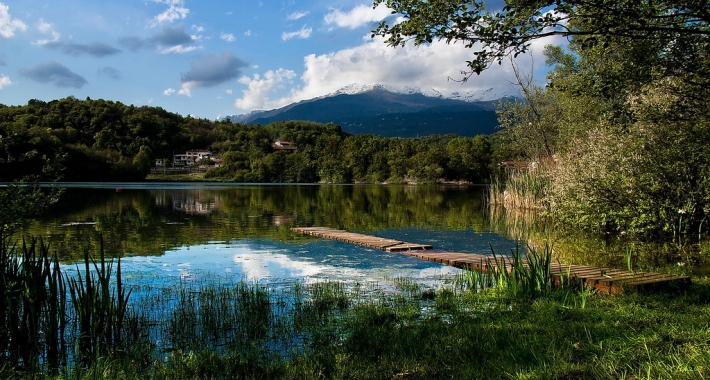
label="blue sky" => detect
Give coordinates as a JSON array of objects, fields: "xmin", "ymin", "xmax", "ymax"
[{"xmin": 0, "ymin": 1, "xmax": 562, "ymax": 119}]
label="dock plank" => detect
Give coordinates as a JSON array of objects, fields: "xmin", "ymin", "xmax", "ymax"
[{"xmin": 291, "ymin": 227, "xmax": 690, "ymax": 295}]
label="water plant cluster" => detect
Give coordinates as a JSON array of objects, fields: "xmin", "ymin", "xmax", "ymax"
[{"xmin": 0, "ymin": 237, "xmax": 132, "ymax": 375}]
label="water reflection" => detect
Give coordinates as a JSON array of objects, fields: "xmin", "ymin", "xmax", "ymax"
[
  {"xmin": 107, "ymin": 239, "xmax": 460, "ymax": 292},
  {"xmin": 24, "ymin": 184, "xmax": 490, "ymax": 260},
  {"xmin": 35, "ymin": 184, "xmax": 498, "ymax": 291},
  {"xmin": 26, "ymin": 182, "xmax": 700, "ymax": 287},
  {"xmin": 233, "ymin": 249, "xmax": 326, "ymax": 279}
]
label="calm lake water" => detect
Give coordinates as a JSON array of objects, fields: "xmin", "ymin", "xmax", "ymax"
[
  {"xmin": 18, "ymin": 182, "xmax": 703, "ymax": 290},
  {"xmin": 21, "ymin": 183, "xmax": 520, "ymax": 289}
]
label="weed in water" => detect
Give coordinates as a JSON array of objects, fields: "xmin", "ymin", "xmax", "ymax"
[
  {"xmin": 66, "ymin": 239, "xmax": 132, "ymax": 367},
  {"xmin": 0, "ymin": 236, "xmax": 68, "ymax": 374}
]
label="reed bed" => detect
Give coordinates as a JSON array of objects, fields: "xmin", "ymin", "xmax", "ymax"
[
  {"xmin": 0, "ymin": 236, "xmax": 67, "ymax": 375},
  {"xmin": 487, "ymin": 161, "xmax": 554, "ymax": 211}
]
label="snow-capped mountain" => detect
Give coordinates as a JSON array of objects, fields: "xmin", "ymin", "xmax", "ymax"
[
  {"xmin": 224, "ymin": 84, "xmax": 518, "ymax": 137},
  {"xmin": 326, "ymin": 83, "xmax": 517, "ymax": 102}
]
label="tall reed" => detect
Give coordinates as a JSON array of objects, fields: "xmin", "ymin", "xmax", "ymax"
[
  {"xmin": 0, "ymin": 236, "xmax": 67, "ymax": 374},
  {"xmin": 491, "ymin": 242, "xmax": 555, "ymax": 298},
  {"xmin": 0, "ymin": 233, "xmax": 132, "ymax": 375},
  {"xmin": 67, "ymin": 239, "xmax": 132, "ymax": 367},
  {"xmin": 487, "ymin": 160, "xmax": 553, "ymax": 210},
  {"xmin": 455, "ymin": 241, "xmax": 563, "ymax": 299}
]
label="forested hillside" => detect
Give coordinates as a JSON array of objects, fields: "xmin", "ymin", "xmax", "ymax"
[{"xmin": 0, "ymin": 97, "xmax": 496, "ymax": 183}]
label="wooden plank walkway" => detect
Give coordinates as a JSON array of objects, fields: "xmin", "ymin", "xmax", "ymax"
[
  {"xmin": 291, "ymin": 227, "xmax": 432, "ymax": 252},
  {"xmin": 291, "ymin": 227, "xmax": 691, "ymax": 295}
]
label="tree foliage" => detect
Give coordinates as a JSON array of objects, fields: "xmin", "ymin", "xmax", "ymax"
[
  {"xmin": 0, "ymin": 98, "xmax": 495, "ymax": 184},
  {"xmin": 375, "ymin": 0, "xmax": 710, "ymax": 238},
  {"xmin": 373, "ymin": 0, "xmax": 710, "ymax": 81},
  {"xmin": 206, "ymin": 124, "xmax": 494, "ymax": 184}
]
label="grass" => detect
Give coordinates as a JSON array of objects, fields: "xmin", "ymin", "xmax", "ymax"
[
  {"xmin": 10, "ymin": 278, "xmax": 708, "ymax": 380},
  {"xmin": 3, "ymin": 236, "xmax": 710, "ymax": 379},
  {"xmin": 67, "ymin": 240, "xmax": 131, "ymax": 367}
]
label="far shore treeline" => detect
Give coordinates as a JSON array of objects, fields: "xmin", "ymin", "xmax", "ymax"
[{"xmin": 0, "ymin": 97, "xmax": 497, "ymax": 184}]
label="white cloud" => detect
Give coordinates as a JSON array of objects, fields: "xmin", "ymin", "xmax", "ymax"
[
  {"xmin": 324, "ymin": 3, "xmax": 391, "ymax": 29},
  {"xmin": 244, "ymin": 30, "xmax": 252, "ymax": 37},
  {"xmin": 37, "ymin": 19, "xmax": 52, "ymax": 33},
  {"xmin": 151, "ymin": 0, "xmax": 189, "ymax": 26},
  {"xmin": 235, "ymin": 34, "xmax": 566, "ymax": 111},
  {"xmin": 33, "ymin": 19, "xmax": 59, "ymax": 45},
  {"xmin": 163, "ymin": 88, "xmax": 175, "ymax": 95},
  {"xmin": 178, "ymin": 86, "xmax": 192, "ymax": 96},
  {"xmin": 287, "ymin": 11, "xmax": 308, "ymax": 20},
  {"xmin": 159, "ymin": 44, "xmax": 198, "ymax": 54},
  {"xmin": 225, "ymin": 89, "xmax": 232, "ymax": 94},
  {"xmin": 220, "ymin": 33, "xmax": 235, "ymax": 42},
  {"xmin": 0, "ymin": 3, "xmax": 26, "ymax": 38},
  {"xmin": 234, "ymin": 68, "xmax": 296, "ymax": 110},
  {"xmin": 281, "ymin": 26, "xmax": 312, "ymax": 41},
  {"xmin": 0, "ymin": 74, "xmax": 12, "ymax": 89}
]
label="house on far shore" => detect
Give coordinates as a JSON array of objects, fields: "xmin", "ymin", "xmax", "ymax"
[
  {"xmin": 187, "ymin": 150, "xmax": 212, "ymax": 161},
  {"xmin": 173, "ymin": 153, "xmax": 196, "ymax": 167},
  {"xmin": 173, "ymin": 150, "xmax": 213, "ymax": 167},
  {"xmin": 154, "ymin": 158, "xmax": 167, "ymax": 167},
  {"xmin": 272, "ymin": 141, "xmax": 298, "ymax": 152}
]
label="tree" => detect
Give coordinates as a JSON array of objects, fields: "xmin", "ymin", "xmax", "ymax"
[
  {"xmin": 496, "ymin": 57, "xmax": 562, "ymax": 160},
  {"xmin": 373, "ymin": 0, "xmax": 710, "ymax": 237},
  {"xmin": 445, "ymin": 135, "xmax": 492, "ymax": 182},
  {"xmin": 132, "ymin": 145, "xmax": 153, "ymax": 177},
  {"xmin": 0, "ymin": 150, "xmax": 64, "ymax": 239},
  {"xmin": 373, "ymin": 0, "xmax": 710, "ymax": 82}
]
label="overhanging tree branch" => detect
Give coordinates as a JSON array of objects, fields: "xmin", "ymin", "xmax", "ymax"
[{"xmin": 373, "ymin": 0, "xmax": 710, "ymax": 80}]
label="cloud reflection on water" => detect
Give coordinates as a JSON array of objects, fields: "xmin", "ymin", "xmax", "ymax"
[
  {"xmin": 233, "ymin": 251, "xmax": 327, "ymax": 280},
  {"xmin": 96, "ymin": 238, "xmax": 460, "ymax": 291}
]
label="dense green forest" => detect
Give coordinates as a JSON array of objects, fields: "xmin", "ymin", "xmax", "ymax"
[{"xmin": 0, "ymin": 97, "xmax": 495, "ymax": 183}]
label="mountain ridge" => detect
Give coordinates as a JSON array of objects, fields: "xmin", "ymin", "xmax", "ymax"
[{"xmin": 225, "ymin": 84, "xmax": 518, "ymax": 137}]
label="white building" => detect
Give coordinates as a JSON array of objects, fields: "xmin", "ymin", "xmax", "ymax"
[{"xmin": 173, "ymin": 154, "xmax": 196, "ymax": 167}]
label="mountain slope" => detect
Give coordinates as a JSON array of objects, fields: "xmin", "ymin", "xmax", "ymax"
[{"xmin": 227, "ymin": 85, "xmax": 513, "ymax": 137}]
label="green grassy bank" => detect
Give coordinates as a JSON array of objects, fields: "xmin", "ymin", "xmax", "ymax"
[
  {"xmin": 2, "ymin": 238, "xmax": 709, "ymax": 379},
  {"xmin": 66, "ymin": 286, "xmax": 708, "ymax": 380}
]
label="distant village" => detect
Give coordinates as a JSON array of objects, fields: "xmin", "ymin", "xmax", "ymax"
[{"xmin": 153, "ymin": 141, "xmax": 298, "ymax": 170}]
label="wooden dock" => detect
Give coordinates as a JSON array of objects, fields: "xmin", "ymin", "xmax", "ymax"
[
  {"xmin": 291, "ymin": 227, "xmax": 691, "ymax": 295},
  {"xmin": 291, "ymin": 227, "xmax": 432, "ymax": 252}
]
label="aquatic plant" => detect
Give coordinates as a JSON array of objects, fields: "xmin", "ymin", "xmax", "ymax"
[
  {"xmin": 454, "ymin": 241, "xmax": 563, "ymax": 299},
  {"xmin": 487, "ymin": 162, "xmax": 552, "ymax": 211},
  {"xmin": 67, "ymin": 240, "xmax": 132, "ymax": 367},
  {"xmin": 0, "ymin": 236, "xmax": 67, "ymax": 374}
]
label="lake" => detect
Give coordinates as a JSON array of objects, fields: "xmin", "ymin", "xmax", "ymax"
[
  {"xmin": 20, "ymin": 183, "xmax": 521, "ymax": 290},
  {"xmin": 18, "ymin": 182, "xmax": 702, "ymax": 291}
]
